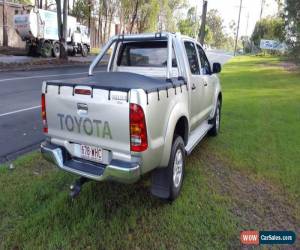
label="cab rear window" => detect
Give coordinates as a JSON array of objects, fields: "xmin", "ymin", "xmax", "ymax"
[{"xmin": 117, "ymin": 41, "xmax": 177, "ymax": 67}]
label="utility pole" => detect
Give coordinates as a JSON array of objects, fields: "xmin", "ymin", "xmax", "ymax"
[
  {"xmin": 198, "ymin": 0, "xmax": 207, "ymax": 46},
  {"xmin": 260, "ymin": 0, "xmax": 265, "ymax": 20},
  {"xmin": 234, "ymin": 0, "xmax": 242, "ymax": 56},
  {"xmin": 2, "ymin": 0, "xmax": 8, "ymax": 47},
  {"xmin": 245, "ymin": 12, "xmax": 249, "ymax": 36}
]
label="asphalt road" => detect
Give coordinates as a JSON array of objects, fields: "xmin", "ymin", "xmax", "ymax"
[
  {"xmin": 0, "ymin": 65, "xmax": 106, "ymax": 163},
  {"xmin": 0, "ymin": 52, "xmax": 232, "ymax": 163}
]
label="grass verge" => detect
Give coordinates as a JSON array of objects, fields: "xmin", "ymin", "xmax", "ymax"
[
  {"xmin": 0, "ymin": 153, "xmax": 237, "ymax": 249},
  {"xmin": 212, "ymin": 56, "xmax": 300, "ymax": 202}
]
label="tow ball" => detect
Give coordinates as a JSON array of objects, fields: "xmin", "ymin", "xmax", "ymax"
[{"xmin": 69, "ymin": 177, "xmax": 90, "ymax": 198}]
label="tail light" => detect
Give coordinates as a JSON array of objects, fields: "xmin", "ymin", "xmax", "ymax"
[
  {"xmin": 41, "ymin": 94, "xmax": 48, "ymax": 133},
  {"xmin": 130, "ymin": 103, "xmax": 148, "ymax": 152}
]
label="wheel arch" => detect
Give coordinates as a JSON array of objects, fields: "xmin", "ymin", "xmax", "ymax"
[
  {"xmin": 159, "ymin": 104, "xmax": 189, "ymax": 167},
  {"xmin": 173, "ymin": 116, "xmax": 189, "ymax": 146}
]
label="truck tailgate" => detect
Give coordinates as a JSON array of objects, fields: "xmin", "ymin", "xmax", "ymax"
[{"xmin": 45, "ymin": 84, "xmax": 130, "ymax": 154}]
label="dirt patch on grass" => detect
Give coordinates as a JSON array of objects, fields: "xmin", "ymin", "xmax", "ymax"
[
  {"xmin": 259, "ymin": 61, "xmax": 300, "ymax": 72},
  {"xmin": 279, "ymin": 62, "xmax": 300, "ymax": 72},
  {"xmin": 194, "ymin": 143, "xmax": 299, "ymax": 248}
]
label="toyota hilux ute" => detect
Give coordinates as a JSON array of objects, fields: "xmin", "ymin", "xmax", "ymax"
[{"xmin": 41, "ymin": 32, "xmax": 222, "ymax": 201}]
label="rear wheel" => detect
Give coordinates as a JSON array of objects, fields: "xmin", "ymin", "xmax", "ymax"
[
  {"xmin": 53, "ymin": 42, "xmax": 60, "ymax": 58},
  {"xmin": 81, "ymin": 44, "xmax": 88, "ymax": 57},
  {"xmin": 151, "ymin": 135, "xmax": 185, "ymax": 201}
]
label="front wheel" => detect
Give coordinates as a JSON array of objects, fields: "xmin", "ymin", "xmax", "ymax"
[
  {"xmin": 151, "ymin": 136, "xmax": 185, "ymax": 201},
  {"xmin": 41, "ymin": 42, "xmax": 52, "ymax": 58},
  {"xmin": 209, "ymin": 98, "xmax": 221, "ymax": 136}
]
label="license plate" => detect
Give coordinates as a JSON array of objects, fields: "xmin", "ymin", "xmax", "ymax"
[{"xmin": 80, "ymin": 144, "xmax": 102, "ymax": 162}]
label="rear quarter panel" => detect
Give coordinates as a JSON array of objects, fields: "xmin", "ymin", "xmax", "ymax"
[{"xmin": 131, "ymin": 86, "xmax": 189, "ymax": 174}]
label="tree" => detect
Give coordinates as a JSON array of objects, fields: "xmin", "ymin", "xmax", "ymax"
[
  {"xmin": 204, "ymin": 26, "xmax": 212, "ymax": 45},
  {"xmin": 205, "ymin": 9, "xmax": 226, "ymax": 48},
  {"xmin": 163, "ymin": 0, "xmax": 186, "ymax": 32},
  {"xmin": 285, "ymin": 0, "xmax": 300, "ymax": 61},
  {"xmin": 228, "ymin": 20, "xmax": 237, "ymax": 37},
  {"xmin": 251, "ymin": 17, "xmax": 285, "ymax": 46},
  {"xmin": 178, "ymin": 7, "xmax": 199, "ymax": 38},
  {"xmin": 71, "ymin": 0, "xmax": 90, "ymax": 24},
  {"xmin": 136, "ymin": 0, "xmax": 160, "ymax": 33},
  {"xmin": 55, "ymin": 0, "xmax": 68, "ymax": 59}
]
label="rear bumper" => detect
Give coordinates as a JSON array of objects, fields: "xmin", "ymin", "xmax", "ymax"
[{"xmin": 40, "ymin": 141, "xmax": 140, "ymax": 183}]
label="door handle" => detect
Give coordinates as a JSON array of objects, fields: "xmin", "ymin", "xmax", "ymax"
[
  {"xmin": 191, "ymin": 84, "xmax": 196, "ymax": 90},
  {"xmin": 204, "ymin": 82, "xmax": 208, "ymax": 87}
]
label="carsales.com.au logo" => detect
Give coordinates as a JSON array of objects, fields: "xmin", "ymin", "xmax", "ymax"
[{"xmin": 240, "ymin": 231, "xmax": 296, "ymax": 245}]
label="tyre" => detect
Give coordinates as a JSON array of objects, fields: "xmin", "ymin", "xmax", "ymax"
[
  {"xmin": 81, "ymin": 44, "xmax": 88, "ymax": 57},
  {"xmin": 151, "ymin": 135, "xmax": 185, "ymax": 201},
  {"xmin": 53, "ymin": 42, "xmax": 60, "ymax": 58},
  {"xmin": 25, "ymin": 43, "xmax": 36, "ymax": 56},
  {"xmin": 209, "ymin": 98, "xmax": 221, "ymax": 136},
  {"xmin": 70, "ymin": 49, "xmax": 76, "ymax": 57},
  {"xmin": 41, "ymin": 42, "xmax": 52, "ymax": 58}
]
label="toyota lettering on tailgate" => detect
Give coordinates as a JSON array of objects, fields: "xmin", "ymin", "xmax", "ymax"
[{"xmin": 57, "ymin": 113, "xmax": 112, "ymax": 139}]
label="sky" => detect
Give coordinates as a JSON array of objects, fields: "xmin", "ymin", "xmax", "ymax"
[{"xmin": 188, "ymin": 0, "xmax": 279, "ymax": 37}]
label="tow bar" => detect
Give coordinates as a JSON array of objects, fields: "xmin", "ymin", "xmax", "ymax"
[{"xmin": 69, "ymin": 177, "xmax": 89, "ymax": 198}]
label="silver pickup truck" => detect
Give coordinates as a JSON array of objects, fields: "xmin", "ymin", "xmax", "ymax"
[{"xmin": 41, "ymin": 32, "xmax": 222, "ymax": 201}]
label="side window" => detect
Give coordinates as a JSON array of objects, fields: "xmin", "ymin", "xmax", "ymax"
[
  {"xmin": 197, "ymin": 45, "xmax": 211, "ymax": 75},
  {"xmin": 184, "ymin": 41, "xmax": 200, "ymax": 75}
]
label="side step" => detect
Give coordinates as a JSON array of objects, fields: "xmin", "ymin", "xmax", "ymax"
[{"xmin": 185, "ymin": 121, "xmax": 212, "ymax": 155}]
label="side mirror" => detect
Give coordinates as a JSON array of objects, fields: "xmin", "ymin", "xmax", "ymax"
[{"xmin": 212, "ymin": 62, "xmax": 221, "ymax": 74}]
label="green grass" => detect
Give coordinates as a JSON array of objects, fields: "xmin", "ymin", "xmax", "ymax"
[
  {"xmin": 0, "ymin": 153, "xmax": 237, "ymax": 249},
  {"xmin": 0, "ymin": 56, "xmax": 299, "ymax": 249},
  {"xmin": 211, "ymin": 56, "xmax": 300, "ymax": 201},
  {"xmin": 90, "ymin": 47, "xmax": 100, "ymax": 55}
]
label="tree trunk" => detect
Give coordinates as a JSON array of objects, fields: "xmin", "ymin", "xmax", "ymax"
[
  {"xmin": 103, "ymin": 9, "xmax": 108, "ymax": 43},
  {"xmin": 2, "ymin": 0, "xmax": 8, "ymax": 47},
  {"xmin": 129, "ymin": 0, "xmax": 139, "ymax": 34},
  {"xmin": 88, "ymin": 4, "xmax": 91, "ymax": 34},
  {"xmin": 99, "ymin": 15, "xmax": 103, "ymax": 45},
  {"xmin": 55, "ymin": 0, "xmax": 68, "ymax": 59},
  {"xmin": 198, "ymin": 0, "xmax": 207, "ymax": 45},
  {"xmin": 108, "ymin": 13, "xmax": 113, "ymax": 40},
  {"xmin": 61, "ymin": 0, "xmax": 68, "ymax": 59}
]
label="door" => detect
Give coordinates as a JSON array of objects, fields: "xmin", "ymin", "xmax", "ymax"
[
  {"xmin": 183, "ymin": 41, "xmax": 206, "ymax": 130},
  {"xmin": 196, "ymin": 44, "xmax": 215, "ymax": 118}
]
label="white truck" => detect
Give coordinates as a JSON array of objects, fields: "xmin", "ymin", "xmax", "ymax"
[
  {"xmin": 14, "ymin": 8, "xmax": 90, "ymax": 58},
  {"xmin": 41, "ymin": 33, "xmax": 222, "ymax": 201}
]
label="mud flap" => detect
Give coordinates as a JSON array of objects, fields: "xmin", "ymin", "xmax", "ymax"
[{"xmin": 151, "ymin": 167, "xmax": 170, "ymax": 199}]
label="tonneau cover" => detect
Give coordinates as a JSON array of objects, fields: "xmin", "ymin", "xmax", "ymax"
[{"xmin": 46, "ymin": 72, "xmax": 186, "ymax": 93}]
